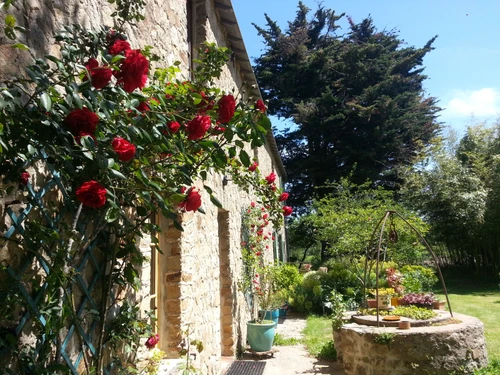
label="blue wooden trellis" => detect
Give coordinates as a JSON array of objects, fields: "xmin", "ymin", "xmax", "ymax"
[{"xmin": 2, "ymin": 167, "xmax": 111, "ymax": 374}]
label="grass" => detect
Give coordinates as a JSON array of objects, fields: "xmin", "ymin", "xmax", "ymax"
[
  {"xmin": 273, "ymin": 332, "xmax": 302, "ymax": 346},
  {"xmin": 436, "ymin": 275, "xmax": 500, "ymax": 361},
  {"xmin": 302, "ymin": 315, "xmax": 336, "ymax": 361}
]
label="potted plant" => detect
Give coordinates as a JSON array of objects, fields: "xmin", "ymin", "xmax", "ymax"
[
  {"xmin": 241, "ymin": 203, "xmax": 281, "ymax": 352},
  {"xmin": 369, "ymin": 288, "xmax": 395, "ymax": 309},
  {"xmin": 386, "ymin": 268, "xmax": 405, "ymax": 307}
]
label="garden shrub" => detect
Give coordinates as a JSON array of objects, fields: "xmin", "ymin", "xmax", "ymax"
[{"xmin": 401, "ymin": 265, "xmax": 438, "ymax": 293}]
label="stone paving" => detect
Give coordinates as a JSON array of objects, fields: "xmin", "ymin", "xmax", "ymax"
[{"xmin": 241, "ymin": 313, "xmax": 345, "ymax": 375}]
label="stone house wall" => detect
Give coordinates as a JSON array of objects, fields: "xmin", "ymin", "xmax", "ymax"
[{"xmin": 0, "ymin": 1, "xmax": 287, "ymax": 374}]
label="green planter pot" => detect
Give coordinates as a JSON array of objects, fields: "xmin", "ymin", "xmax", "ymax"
[{"xmin": 247, "ymin": 320, "xmax": 276, "ymax": 352}]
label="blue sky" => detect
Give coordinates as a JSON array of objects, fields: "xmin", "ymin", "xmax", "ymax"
[{"xmin": 232, "ymin": 0, "xmax": 500, "ymax": 135}]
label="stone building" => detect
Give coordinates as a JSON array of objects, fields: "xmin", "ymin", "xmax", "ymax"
[{"xmin": 0, "ymin": 0, "xmax": 287, "ymax": 374}]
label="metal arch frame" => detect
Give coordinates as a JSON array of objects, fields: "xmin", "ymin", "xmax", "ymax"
[{"xmin": 362, "ymin": 210, "xmax": 453, "ymax": 327}]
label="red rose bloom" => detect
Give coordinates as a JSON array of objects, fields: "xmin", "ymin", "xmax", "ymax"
[
  {"xmin": 186, "ymin": 115, "xmax": 211, "ymax": 140},
  {"xmin": 248, "ymin": 162, "xmax": 258, "ymax": 172},
  {"xmin": 179, "ymin": 187, "xmax": 202, "ymax": 212},
  {"xmin": 136, "ymin": 101, "xmax": 150, "ymax": 112},
  {"xmin": 265, "ymin": 172, "xmax": 277, "ymax": 184},
  {"xmin": 112, "ymin": 137, "xmax": 136, "ymax": 162},
  {"xmin": 197, "ymin": 91, "xmax": 214, "ymax": 113},
  {"xmin": 167, "ymin": 121, "xmax": 181, "ymax": 134},
  {"xmin": 64, "ymin": 108, "xmax": 99, "ymax": 136},
  {"xmin": 279, "ymin": 192, "xmax": 289, "ymax": 202},
  {"xmin": 76, "ymin": 180, "xmax": 107, "ymax": 208},
  {"xmin": 116, "ymin": 49, "xmax": 149, "ymax": 93},
  {"xmin": 108, "ymin": 39, "xmax": 131, "ymax": 55},
  {"xmin": 217, "ymin": 94, "xmax": 236, "ymax": 123},
  {"xmin": 84, "ymin": 58, "xmax": 112, "ymax": 89},
  {"xmin": 255, "ymin": 99, "xmax": 266, "ymax": 113},
  {"xmin": 283, "ymin": 206, "xmax": 293, "ymax": 216},
  {"xmin": 145, "ymin": 334, "xmax": 159, "ymax": 349},
  {"xmin": 20, "ymin": 171, "xmax": 30, "ymax": 185}
]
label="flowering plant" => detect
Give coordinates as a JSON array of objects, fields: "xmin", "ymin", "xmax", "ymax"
[
  {"xmin": 0, "ymin": 18, "xmax": 286, "ymax": 375},
  {"xmin": 386, "ymin": 267, "xmax": 405, "ymax": 296},
  {"xmin": 399, "ymin": 293, "xmax": 436, "ymax": 307}
]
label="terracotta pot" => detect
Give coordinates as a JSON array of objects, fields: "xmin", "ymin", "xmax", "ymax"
[
  {"xmin": 398, "ymin": 321, "xmax": 411, "ymax": 330},
  {"xmin": 433, "ymin": 301, "xmax": 446, "ymax": 310},
  {"xmin": 367, "ymin": 299, "xmax": 377, "ymax": 308}
]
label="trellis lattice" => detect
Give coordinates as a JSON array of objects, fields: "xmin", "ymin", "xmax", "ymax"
[{"xmin": 2, "ymin": 168, "xmax": 110, "ymax": 374}]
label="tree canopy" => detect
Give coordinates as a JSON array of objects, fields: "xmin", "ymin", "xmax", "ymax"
[{"xmin": 253, "ymin": 2, "xmax": 441, "ymax": 208}]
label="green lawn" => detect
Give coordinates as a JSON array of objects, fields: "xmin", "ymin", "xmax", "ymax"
[
  {"xmin": 437, "ymin": 280, "xmax": 500, "ymax": 361},
  {"xmin": 302, "ymin": 315, "xmax": 336, "ymax": 361}
]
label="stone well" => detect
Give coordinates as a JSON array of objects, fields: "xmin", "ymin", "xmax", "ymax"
[{"xmin": 334, "ymin": 312, "xmax": 488, "ymax": 375}]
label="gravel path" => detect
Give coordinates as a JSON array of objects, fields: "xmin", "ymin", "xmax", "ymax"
[{"xmin": 241, "ymin": 313, "xmax": 345, "ymax": 375}]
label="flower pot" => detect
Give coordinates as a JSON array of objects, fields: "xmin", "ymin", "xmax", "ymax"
[
  {"xmin": 279, "ymin": 307, "xmax": 287, "ymax": 318},
  {"xmin": 377, "ymin": 295, "xmax": 392, "ymax": 309},
  {"xmin": 391, "ymin": 297, "xmax": 400, "ymax": 307},
  {"xmin": 367, "ymin": 299, "xmax": 377, "ymax": 308},
  {"xmin": 433, "ymin": 301, "xmax": 446, "ymax": 310},
  {"xmin": 398, "ymin": 321, "xmax": 411, "ymax": 330},
  {"xmin": 260, "ymin": 309, "xmax": 279, "ymax": 325},
  {"xmin": 247, "ymin": 321, "xmax": 276, "ymax": 352}
]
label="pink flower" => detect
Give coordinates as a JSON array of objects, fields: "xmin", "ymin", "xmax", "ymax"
[
  {"xmin": 248, "ymin": 162, "xmax": 258, "ymax": 172},
  {"xmin": 251, "ymin": 202, "xmax": 256, "ymax": 208},
  {"xmin": 283, "ymin": 206, "xmax": 293, "ymax": 217},
  {"xmin": 279, "ymin": 192, "xmax": 289, "ymax": 202},
  {"xmin": 20, "ymin": 171, "xmax": 30, "ymax": 185},
  {"xmin": 145, "ymin": 334, "xmax": 159, "ymax": 349},
  {"xmin": 265, "ymin": 172, "xmax": 276, "ymax": 184}
]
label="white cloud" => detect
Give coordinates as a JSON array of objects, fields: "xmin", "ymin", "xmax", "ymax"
[{"xmin": 444, "ymin": 88, "xmax": 500, "ymax": 118}]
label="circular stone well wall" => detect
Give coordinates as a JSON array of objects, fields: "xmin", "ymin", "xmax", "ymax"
[{"xmin": 334, "ymin": 313, "xmax": 488, "ymax": 375}]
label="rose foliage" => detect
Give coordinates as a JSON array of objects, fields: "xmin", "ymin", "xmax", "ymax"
[{"xmin": 0, "ymin": 23, "xmax": 289, "ymax": 374}]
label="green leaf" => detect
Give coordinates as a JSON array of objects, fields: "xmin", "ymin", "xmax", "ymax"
[
  {"xmin": 11, "ymin": 43, "xmax": 29, "ymax": 51},
  {"xmin": 239, "ymin": 149, "xmax": 250, "ymax": 167},
  {"xmin": 110, "ymin": 169, "xmax": 127, "ymax": 180},
  {"xmin": 210, "ymin": 194, "xmax": 222, "ymax": 208},
  {"xmin": 192, "ymin": 92, "xmax": 202, "ymax": 105},
  {"xmin": 105, "ymin": 207, "xmax": 120, "ymax": 223},
  {"xmin": 203, "ymin": 185, "xmax": 213, "ymax": 194},
  {"xmin": 40, "ymin": 92, "xmax": 52, "ymax": 112},
  {"xmin": 136, "ymin": 206, "xmax": 148, "ymax": 216},
  {"xmin": 72, "ymin": 92, "xmax": 83, "ymax": 109},
  {"xmin": 5, "ymin": 14, "xmax": 16, "ymax": 28}
]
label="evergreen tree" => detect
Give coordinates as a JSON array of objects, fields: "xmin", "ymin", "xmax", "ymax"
[{"xmin": 254, "ymin": 2, "xmax": 441, "ymax": 208}]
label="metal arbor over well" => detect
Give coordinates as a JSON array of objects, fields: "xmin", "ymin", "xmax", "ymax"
[{"xmin": 362, "ymin": 210, "xmax": 453, "ymax": 327}]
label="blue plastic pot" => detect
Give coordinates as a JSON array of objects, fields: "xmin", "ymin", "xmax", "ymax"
[
  {"xmin": 247, "ymin": 320, "xmax": 276, "ymax": 352},
  {"xmin": 279, "ymin": 307, "xmax": 287, "ymax": 318}
]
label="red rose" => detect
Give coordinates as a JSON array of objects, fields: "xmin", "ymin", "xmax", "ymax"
[
  {"xmin": 197, "ymin": 91, "xmax": 214, "ymax": 113},
  {"xmin": 217, "ymin": 94, "xmax": 236, "ymax": 123},
  {"xmin": 108, "ymin": 39, "xmax": 131, "ymax": 55},
  {"xmin": 255, "ymin": 99, "xmax": 266, "ymax": 113},
  {"xmin": 64, "ymin": 108, "xmax": 99, "ymax": 136},
  {"xmin": 145, "ymin": 334, "xmax": 159, "ymax": 349},
  {"xmin": 116, "ymin": 49, "xmax": 149, "ymax": 93},
  {"xmin": 167, "ymin": 121, "xmax": 181, "ymax": 134},
  {"xmin": 248, "ymin": 162, "xmax": 258, "ymax": 172},
  {"xmin": 136, "ymin": 101, "xmax": 150, "ymax": 112},
  {"xmin": 186, "ymin": 115, "xmax": 211, "ymax": 140},
  {"xmin": 179, "ymin": 187, "xmax": 202, "ymax": 212},
  {"xmin": 283, "ymin": 206, "xmax": 293, "ymax": 216},
  {"xmin": 279, "ymin": 192, "xmax": 289, "ymax": 202},
  {"xmin": 76, "ymin": 180, "xmax": 107, "ymax": 208},
  {"xmin": 20, "ymin": 171, "xmax": 30, "ymax": 185},
  {"xmin": 265, "ymin": 172, "xmax": 277, "ymax": 184},
  {"xmin": 112, "ymin": 137, "xmax": 136, "ymax": 162},
  {"xmin": 84, "ymin": 58, "xmax": 112, "ymax": 89}
]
